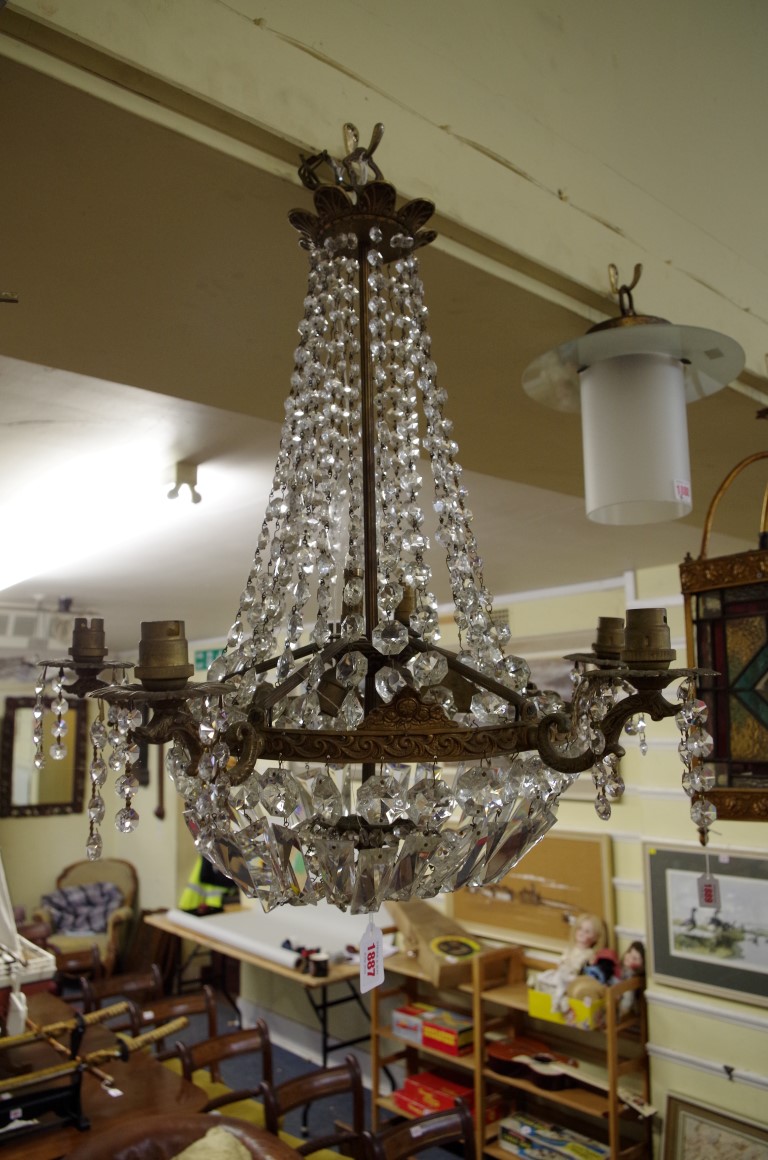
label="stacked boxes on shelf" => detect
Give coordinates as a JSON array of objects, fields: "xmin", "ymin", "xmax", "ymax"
[
  {"xmin": 498, "ymin": 1111, "xmax": 611, "ymax": 1159},
  {"xmin": 394, "ymin": 1071, "xmax": 502, "ymax": 1125},
  {"xmin": 392, "ymin": 1002, "xmax": 474, "ymax": 1054}
]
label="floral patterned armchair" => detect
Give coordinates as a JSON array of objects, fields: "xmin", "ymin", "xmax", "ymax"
[{"xmin": 33, "ymin": 857, "xmax": 137, "ymax": 977}]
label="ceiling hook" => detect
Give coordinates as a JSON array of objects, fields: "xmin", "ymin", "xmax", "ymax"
[{"xmin": 609, "ymin": 262, "xmax": 643, "ymax": 317}]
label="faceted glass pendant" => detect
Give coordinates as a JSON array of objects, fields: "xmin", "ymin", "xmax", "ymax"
[{"xmin": 372, "ymin": 620, "xmax": 408, "ymax": 655}]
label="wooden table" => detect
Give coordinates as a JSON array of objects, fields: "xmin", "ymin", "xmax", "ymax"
[
  {"xmin": 0, "ymin": 993, "xmax": 207, "ymax": 1160},
  {"xmin": 145, "ymin": 909, "xmax": 374, "ymax": 1067}
]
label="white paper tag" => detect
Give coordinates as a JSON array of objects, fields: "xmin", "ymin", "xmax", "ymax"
[
  {"xmin": 698, "ymin": 872, "xmax": 721, "ymax": 909},
  {"xmin": 359, "ymin": 918, "xmax": 384, "ymax": 993}
]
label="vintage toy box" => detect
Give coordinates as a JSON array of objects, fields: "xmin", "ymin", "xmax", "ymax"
[
  {"xmin": 392, "ymin": 1002, "xmax": 436, "ymax": 1045},
  {"xmin": 397, "ymin": 1071, "xmax": 502, "ymax": 1124},
  {"xmin": 403, "ymin": 1070, "xmax": 474, "ymax": 1111},
  {"xmin": 527, "ymin": 988, "xmax": 605, "ymax": 1031},
  {"xmin": 420, "ymin": 1006, "xmax": 474, "ymax": 1055},
  {"xmin": 498, "ymin": 1112, "xmax": 610, "ymax": 1159}
]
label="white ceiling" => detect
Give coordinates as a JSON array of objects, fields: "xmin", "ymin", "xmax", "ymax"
[{"xmin": 0, "ymin": 56, "xmax": 763, "ymax": 656}]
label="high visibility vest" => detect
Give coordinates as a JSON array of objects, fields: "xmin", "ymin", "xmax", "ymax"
[{"xmin": 178, "ymin": 857, "xmax": 231, "ymax": 912}]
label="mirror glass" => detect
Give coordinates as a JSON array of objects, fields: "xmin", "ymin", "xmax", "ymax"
[{"xmin": 0, "ymin": 696, "xmax": 87, "ymax": 816}]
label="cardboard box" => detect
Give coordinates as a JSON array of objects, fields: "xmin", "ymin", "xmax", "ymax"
[
  {"xmin": 397, "ymin": 1072, "xmax": 502, "ymax": 1125},
  {"xmin": 498, "ymin": 1112, "xmax": 610, "ymax": 1159},
  {"xmin": 527, "ymin": 988, "xmax": 605, "ymax": 1031},
  {"xmin": 403, "ymin": 1070, "xmax": 474, "ymax": 1111},
  {"xmin": 421, "ymin": 1007, "xmax": 474, "ymax": 1055},
  {"xmin": 392, "ymin": 1002, "xmax": 436, "ymax": 1045}
]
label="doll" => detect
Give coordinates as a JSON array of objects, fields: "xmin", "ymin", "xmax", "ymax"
[
  {"xmin": 617, "ymin": 940, "xmax": 645, "ymax": 1016},
  {"xmin": 534, "ymin": 913, "xmax": 607, "ymax": 1013}
]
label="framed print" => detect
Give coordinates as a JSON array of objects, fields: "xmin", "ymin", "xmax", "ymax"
[
  {"xmin": 451, "ymin": 831, "xmax": 614, "ymax": 951},
  {"xmin": 663, "ymin": 1094, "xmax": 768, "ymax": 1159},
  {"xmin": 644, "ymin": 842, "xmax": 768, "ymax": 1007}
]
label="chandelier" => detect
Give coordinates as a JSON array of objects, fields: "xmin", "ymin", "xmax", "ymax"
[{"xmin": 31, "ymin": 125, "xmax": 723, "ymax": 913}]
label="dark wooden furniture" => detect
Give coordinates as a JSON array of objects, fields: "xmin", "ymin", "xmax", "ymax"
[
  {"xmin": 133, "ymin": 983, "xmax": 218, "ymax": 1064},
  {"xmin": 261, "ymin": 1054, "xmax": 365, "ymax": 1157},
  {"xmin": 0, "ymin": 992, "xmax": 207, "ymax": 1160},
  {"xmin": 364, "ymin": 1104, "xmax": 476, "ymax": 1160},
  {"xmin": 178, "ymin": 1021, "xmax": 273, "ymax": 1105},
  {"xmin": 59, "ymin": 1112, "xmax": 304, "ymax": 1159}
]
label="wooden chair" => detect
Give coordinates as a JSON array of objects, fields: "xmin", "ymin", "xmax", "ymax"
[
  {"xmin": 177, "ymin": 1021, "xmax": 273, "ymax": 1114},
  {"xmin": 136, "ymin": 983, "xmax": 218, "ymax": 1064},
  {"xmin": 363, "ymin": 1103, "xmax": 477, "ymax": 1160},
  {"xmin": 260, "ymin": 1053, "xmax": 365, "ymax": 1158},
  {"xmin": 79, "ymin": 962, "xmax": 163, "ymax": 1031}
]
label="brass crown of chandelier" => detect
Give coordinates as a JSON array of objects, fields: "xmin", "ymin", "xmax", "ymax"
[{"xmin": 33, "ymin": 125, "xmax": 717, "ymax": 913}]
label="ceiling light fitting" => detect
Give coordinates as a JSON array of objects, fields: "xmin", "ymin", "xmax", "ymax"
[
  {"xmin": 523, "ymin": 263, "xmax": 745, "ymax": 525},
  {"xmin": 167, "ymin": 461, "xmax": 202, "ymax": 504},
  {"xmin": 33, "ymin": 126, "xmax": 719, "ymax": 913}
]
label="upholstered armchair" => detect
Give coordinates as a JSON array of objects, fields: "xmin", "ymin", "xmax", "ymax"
[{"xmin": 33, "ymin": 857, "xmax": 137, "ymax": 977}]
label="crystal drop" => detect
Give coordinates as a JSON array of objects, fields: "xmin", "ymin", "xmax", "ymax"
[
  {"xmin": 341, "ymin": 613, "xmax": 365, "ymax": 640},
  {"xmin": 259, "ymin": 767, "xmax": 300, "ymax": 817},
  {"xmin": 594, "ymin": 794, "xmax": 612, "ymax": 820},
  {"xmin": 32, "ymin": 703, "xmax": 44, "ymax": 721},
  {"xmin": 684, "ymin": 727, "xmax": 714, "ymax": 759},
  {"xmin": 339, "ymin": 691, "xmax": 364, "ymax": 729},
  {"xmin": 336, "ymin": 651, "xmax": 368, "ymax": 687},
  {"xmin": 372, "ymin": 619, "xmax": 408, "ymax": 656},
  {"xmin": 311, "ymin": 616, "xmax": 331, "ymax": 646},
  {"xmin": 276, "ymin": 647, "xmax": 295, "ymax": 682},
  {"xmin": 52, "ymin": 718, "xmax": 68, "ymax": 739},
  {"xmin": 90, "ymin": 757, "xmax": 107, "ymax": 787},
  {"xmin": 115, "ymin": 806, "xmax": 140, "ymax": 833},
  {"xmin": 49, "ymin": 743, "xmax": 67, "ymax": 761},
  {"xmin": 422, "ymin": 685, "xmax": 455, "ymax": 714},
  {"xmin": 33, "ymin": 753, "xmax": 45, "ymax": 770},
  {"xmin": 88, "ymin": 795, "xmax": 105, "ymax": 823},
  {"xmin": 676, "ymin": 699, "xmax": 708, "ymax": 729},
  {"xmin": 375, "ymin": 665, "xmax": 407, "ymax": 703},
  {"xmin": 86, "ymin": 832, "xmax": 103, "ymax": 861},
  {"xmin": 455, "ymin": 765, "xmax": 505, "ymax": 816},
  {"xmin": 690, "ymin": 798, "xmax": 717, "ymax": 829},
  {"xmin": 115, "ymin": 772, "xmax": 139, "ymax": 798},
  {"xmin": 405, "ymin": 777, "xmax": 455, "ymax": 827},
  {"xmin": 378, "ymin": 582, "xmax": 404, "ymax": 613},
  {"xmin": 90, "ymin": 720, "xmax": 108, "ymax": 748},
  {"xmin": 343, "ymin": 576, "xmax": 364, "ymax": 606},
  {"xmin": 410, "ymin": 651, "xmax": 448, "ymax": 687},
  {"xmin": 356, "ymin": 772, "xmax": 406, "ymax": 825},
  {"xmin": 208, "ymin": 655, "xmax": 228, "ymax": 682},
  {"xmin": 311, "ymin": 769, "xmax": 343, "ymax": 824},
  {"xmin": 500, "ymin": 655, "xmax": 531, "ymax": 691},
  {"xmin": 470, "ymin": 691, "xmax": 508, "ymax": 725}
]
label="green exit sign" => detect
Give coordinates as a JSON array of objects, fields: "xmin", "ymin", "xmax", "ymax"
[{"xmin": 194, "ymin": 648, "xmax": 224, "ymax": 672}]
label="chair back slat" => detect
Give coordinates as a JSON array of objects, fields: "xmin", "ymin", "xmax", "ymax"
[
  {"xmin": 365, "ymin": 1102, "xmax": 476, "ymax": 1160},
  {"xmin": 261, "ymin": 1054, "xmax": 365, "ymax": 1158}
]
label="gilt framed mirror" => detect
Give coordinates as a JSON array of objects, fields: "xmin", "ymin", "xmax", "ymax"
[{"xmin": 0, "ymin": 695, "xmax": 88, "ymax": 816}]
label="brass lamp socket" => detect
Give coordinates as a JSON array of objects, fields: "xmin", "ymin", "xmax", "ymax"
[
  {"xmin": 621, "ymin": 608, "xmax": 676, "ymax": 669},
  {"xmin": 134, "ymin": 620, "xmax": 194, "ymax": 691},
  {"xmin": 69, "ymin": 617, "xmax": 108, "ymax": 663},
  {"xmin": 592, "ymin": 616, "xmax": 624, "ymax": 661}
]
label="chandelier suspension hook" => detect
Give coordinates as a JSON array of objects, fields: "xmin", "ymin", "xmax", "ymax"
[{"xmin": 608, "ymin": 261, "xmax": 643, "ymax": 317}]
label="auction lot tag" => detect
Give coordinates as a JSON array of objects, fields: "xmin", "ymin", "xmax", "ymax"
[{"xmin": 360, "ymin": 918, "xmax": 384, "ymax": 992}]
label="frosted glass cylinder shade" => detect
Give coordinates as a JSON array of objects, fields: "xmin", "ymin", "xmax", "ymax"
[{"xmin": 580, "ymin": 352, "xmax": 691, "ymax": 525}]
